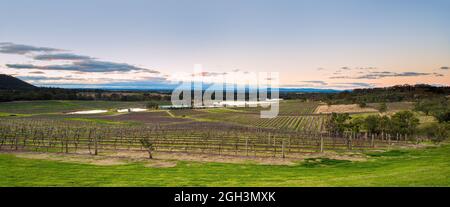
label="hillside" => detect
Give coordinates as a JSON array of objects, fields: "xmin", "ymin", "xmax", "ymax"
[
  {"xmin": 283, "ymin": 84, "xmax": 450, "ymax": 103},
  {"xmin": 0, "ymin": 74, "xmax": 36, "ymax": 90}
]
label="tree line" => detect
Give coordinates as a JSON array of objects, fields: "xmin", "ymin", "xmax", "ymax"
[
  {"xmin": 0, "ymin": 88, "xmax": 172, "ymax": 102},
  {"xmin": 283, "ymin": 84, "xmax": 450, "ymax": 104},
  {"xmin": 327, "ymin": 110, "xmax": 449, "ymax": 143}
]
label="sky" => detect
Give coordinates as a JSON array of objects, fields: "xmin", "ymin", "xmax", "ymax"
[{"xmin": 0, "ymin": 0, "xmax": 449, "ymax": 89}]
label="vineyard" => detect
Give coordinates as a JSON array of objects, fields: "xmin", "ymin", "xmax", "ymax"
[
  {"xmin": 1, "ymin": 100, "xmax": 448, "ymax": 187},
  {"xmin": 0, "ymin": 118, "xmax": 419, "ymax": 159},
  {"xmin": 252, "ymin": 115, "xmax": 329, "ymax": 132},
  {"xmin": 236, "ymin": 100, "xmax": 320, "ymax": 115},
  {"xmin": 166, "ymin": 101, "xmax": 327, "ymax": 132},
  {"xmin": 0, "ymin": 100, "xmax": 434, "ymax": 160}
]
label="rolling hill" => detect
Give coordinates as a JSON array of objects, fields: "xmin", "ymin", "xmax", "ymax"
[{"xmin": 0, "ymin": 74, "xmax": 37, "ymax": 90}]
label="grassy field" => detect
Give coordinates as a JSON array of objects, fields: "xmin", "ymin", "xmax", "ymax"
[
  {"xmin": 0, "ymin": 100, "xmax": 448, "ymax": 186},
  {"xmin": 0, "ymin": 100, "xmax": 148, "ymax": 114},
  {"xmin": 0, "ymin": 144, "xmax": 448, "ymax": 186}
]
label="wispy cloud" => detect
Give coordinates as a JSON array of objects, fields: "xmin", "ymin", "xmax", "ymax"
[
  {"xmin": 330, "ymin": 71, "xmax": 431, "ymax": 79},
  {"xmin": 298, "ymin": 80, "xmax": 328, "ymax": 86},
  {"xmin": 333, "ymin": 82, "xmax": 375, "ymax": 88},
  {"xmin": 2, "ymin": 42, "xmax": 160, "ymax": 74},
  {"xmin": 281, "ymin": 81, "xmax": 376, "ymax": 89},
  {"xmin": 28, "ymin": 71, "xmax": 45, "ymax": 74},
  {"xmin": 6, "ymin": 60, "xmax": 159, "ymax": 73},
  {"xmin": 441, "ymin": 66, "xmax": 449, "ymax": 70},
  {"xmin": 17, "ymin": 74, "xmax": 168, "ymax": 85},
  {"xmin": 0, "ymin": 42, "xmax": 61, "ymax": 54},
  {"xmin": 33, "ymin": 53, "xmax": 93, "ymax": 61},
  {"xmin": 17, "ymin": 75, "xmax": 80, "ymax": 81},
  {"xmin": 192, "ymin": 71, "xmax": 227, "ymax": 77}
]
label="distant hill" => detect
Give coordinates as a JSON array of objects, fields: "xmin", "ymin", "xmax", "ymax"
[
  {"xmin": 278, "ymin": 88, "xmax": 341, "ymax": 93},
  {"xmin": 285, "ymin": 84, "xmax": 450, "ymax": 103},
  {"xmin": 0, "ymin": 74, "xmax": 37, "ymax": 90}
]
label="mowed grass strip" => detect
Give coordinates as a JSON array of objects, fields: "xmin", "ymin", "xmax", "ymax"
[{"xmin": 0, "ymin": 145, "xmax": 448, "ymax": 186}]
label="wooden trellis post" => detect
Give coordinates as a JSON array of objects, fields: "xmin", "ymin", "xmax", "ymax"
[
  {"xmin": 371, "ymin": 134, "xmax": 375, "ymax": 148},
  {"xmin": 14, "ymin": 131, "xmax": 19, "ymax": 151},
  {"xmin": 94, "ymin": 131, "xmax": 98, "ymax": 155},
  {"xmin": 320, "ymin": 134, "xmax": 324, "ymax": 153},
  {"xmin": 273, "ymin": 136, "xmax": 277, "ymax": 157},
  {"xmin": 245, "ymin": 137, "xmax": 249, "ymax": 157}
]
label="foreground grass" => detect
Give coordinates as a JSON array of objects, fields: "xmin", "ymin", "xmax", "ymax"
[{"xmin": 0, "ymin": 145, "xmax": 448, "ymax": 186}]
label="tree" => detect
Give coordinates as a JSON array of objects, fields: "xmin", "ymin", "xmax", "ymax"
[
  {"xmin": 414, "ymin": 98, "xmax": 448, "ymax": 116},
  {"xmin": 379, "ymin": 115, "xmax": 392, "ymax": 134},
  {"xmin": 423, "ymin": 123, "xmax": 449, "ymax": 143},
  {"xmin": 328, "ymin": 113, "xmax": 351, "ymax": 136},
  {"xmin": 140, "ymin": 138, "xmax": 155, "ymax": 159},
  {"xmin": 432, "ymin": 110, "xmax": 450, "ymax": 123},
  {"xmin": 348, "ymin": 117, "xmax": 364, "ymax": 133},
  {"xmin": 378, "ymin": 102, "xmax": 387, "ymax": 113},
  {"xmin": 364, "ymin": 115, "xmax": 381, "ymax": 134},
  {"xmin": 390, "ymin": 111, "xmax": 419, "ymax": 135},
  {"xmin": 358, "ymin": 101, "xmax": 367, "ymax": 108}
]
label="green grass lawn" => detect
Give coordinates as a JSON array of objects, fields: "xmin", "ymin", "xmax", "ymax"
[{"xmin": 0, "ymin": 145, "xmax": 448, "ymax": 186}]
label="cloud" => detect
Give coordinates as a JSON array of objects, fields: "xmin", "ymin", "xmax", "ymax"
[
  {"xmin": 2, "ymin": 42, "xmax": 159, "ymax": 73},
  {"xmin": 298, "ymin": 80, "xmax": 328, "ymax": 86},
  {"xmin": 33, "ymin": 53, "xmax": 93, "ymax": 61},
  {"xmin": 192, "ymin": 71, "xmax": 227, "ymax": 77},
  {"xmin": 330, "ymin": 71, "xmax": 431, "ymax": 79},
  {"xmin": 280, "ymin": 81, "xmax": 376, "ymax": 89},
  {"xmin": 29, "ymin": 71, "xmax": 45, "ymax": 74},
  {"xmin": 17, "ymin": 74, "xmax": 173, "ymax": 89},
  {"xmin": 17, "ymin": 75, "xmax": 73, "ymax": 81},
  {"xmin": 440, "ymin": 66, "xmax": 449, "ymax": 70},
  {"xmin": 329, "ymin": 76, "xmax": 352, "ymax": 79},
  {"xmin": 355, "ymin": 67, "xmax": 377, "ymax": 70},
  {"xmin": 6, "ymin": 60, "xmax": 159, "ymax": 73},
  {"xmin": 333, "ymin": 82, "xmax": 375, "ymax": 88},
  {"xmin": 0, "ymin": 42, "xmax": 61, "ymax": 54},
  {"xmin": 280, "ymin": 84, "xmax": 319, "ymax": 88}
]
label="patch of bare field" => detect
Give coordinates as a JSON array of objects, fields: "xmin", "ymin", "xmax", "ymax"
[
  {"xmin": 12, "ymin": 152, "xmax": 127, "ymax": 166},
  {"xmin": 110, "ymin": 150, "xmax": 367, "ymax": 165},
  {"xmin": 305, "ymin": 151, "xmax": 368, "ymax": 162},
  {"xmin": 2, "ymin": 148, "xmax": 371, "ymax": 167},
  {"xmin": 396, "ymin": 142, "xmax": 435, "ymax": 149},
  {"xmin": 315, "ymin": 104, "xmax": 378, "ymax": 114},
  {"xmin": 5, "ymin": 150, "xmax": 178, "ymax": 168}
]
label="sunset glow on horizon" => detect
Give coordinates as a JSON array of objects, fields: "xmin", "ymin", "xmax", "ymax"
[{"xmin": 1, "ymin": 0, "xmax": 449, "ymax": 89}]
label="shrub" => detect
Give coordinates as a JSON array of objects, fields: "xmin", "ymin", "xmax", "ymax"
[
  {"xmin": 146, "ymin": 101, "xmax": 159, "ymax": 109},
  {"xmin": 378, "ymin": 102, "xmax": 387, "ymax": 113}
]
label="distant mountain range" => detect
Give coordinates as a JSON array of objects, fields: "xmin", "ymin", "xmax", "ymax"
[
  {"xmin": 1, "ymin": 74, "xmax": 449, "ymax": 103},
  {"xmin": 2, "ymin": 74, "xmax": 448, "ymax": 96},
  {"xmin": 2, "ymin": 74, "xmax": 342, "ymax": 93}
]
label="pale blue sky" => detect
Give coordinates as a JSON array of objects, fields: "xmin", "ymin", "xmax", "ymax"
[{"xmin": 1, "ymin": 0, "xmax": 449, "ymax": 89}]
